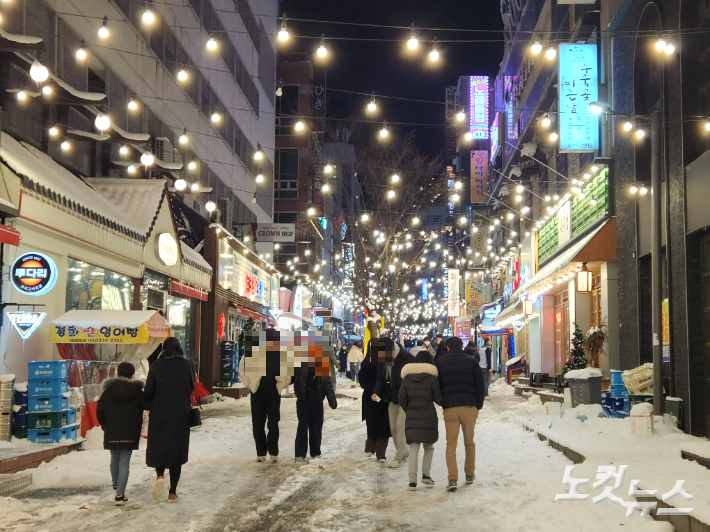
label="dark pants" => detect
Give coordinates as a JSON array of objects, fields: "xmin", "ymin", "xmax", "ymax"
[
  {"xmin": 156, "ymin": 465, "xmax": 181, "ymax": 495},
  {"xmin": 251, "ymin": 392, "xmax": 281, "ymax": 457},
  {"xmin": 365, "ymin": 438, "xmax": 388, "ymax": 460},
  {"xmin": 295, "ymin": 390, "xmax": 324, "ymax": 458}
]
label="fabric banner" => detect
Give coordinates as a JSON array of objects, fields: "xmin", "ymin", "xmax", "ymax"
[
  {"xmin": 448, "ymin": 269, "xmax": 460, "ymax": 317},
  {"xmin": 50, "ymin": 323, "xmax": 150, "ymax": 343}
]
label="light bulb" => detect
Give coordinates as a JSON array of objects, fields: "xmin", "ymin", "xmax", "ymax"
[
  {"xmin": 127, "ymin": 99, "xmax": 139, "ymax": 111},
  {"xmin": 639, "ymin": 186, "xmax": 648, "ymax": 196},
  {"xmin": 317, "ymin": 36, "xmax": 328, "ymax": 58},
  {"xmin": 454, "ymin": 181, "xmax": 462, "ymax": 189},
  {"xmin": 540, "ymin": 114, "xmax": 551, "ymax": 128},
  {"xmin": 205, "ymin": 201, "xmax": 216, "ymax": 212},
  {"xmin": 142, "ymin": 8, "xmax": 155, "ymax": 25},
  {"xmin": 391, "ymin": 173, "xmax": 400, "ymax": 183},
  {"xmin": 635, "ymin": 129, "xmax": 646, "ymax": 139},
  {"xmin": 61, "ymin": 140, "xmax": 71, "ymax": 152},
  {"xmin": 206, "ymin": 37, "xmax": 218, "ymax": 51},
  {"xmin": 655, "ymin": 38, "xmax": 667, "ymax": 51},
  {"xmin": 278, "ymin": 15, "xmax": 289, "ymax": 42},
  {"xmin": 456, "ymin": 110, "xmax": 465, "ymax": 122},
  {"xmin": 251, "ymin": 195, "xmax": 257, "ymax": 204},
  {"xmin": 379, "ymin": 123, "xmax": 389, "ymax": 138},
  {"xmin": 549, "ymin": 132, "xmax": 559, "ymax": 142},
  {"xmin": 256, "ymin": 172, "xmax": 264, "ymax": 183},
  {"xmin": 127, "ymin": 164, "xmax": 137, "ymax": 174},
  {"xmin": 191, "ymin": 183, "xmax": 199, "ymax": 191},
  {"xmin": 387, "ymin": 190, "xmax": 395, "ymax": 199},
  {"xmin": 276, "ymin": 85, "xmax": 283, "ymax": 97},
  {"xmin": 307, "ymin": 207, "xmax": 316, "ymax": 216},
  {"xmin": 367, "ymin": 94, "xmax": 377, "ymax": 113},
  {"xmin": 16, "ymin": 90, "xmax": 27, "ymax": 101},
  {"xmin": 459, "ymin": 216, "xmax": 467, "ymax": 225},
  {"xmin": 361, "ymin": 213, "xmax": 370, "ymax": 222},
  {"xmin": 531, "ymin": 41, "xmax": 542, "ymax": 55},
  {"xmin": 29, "ymin": 60, "xmax": 49, "ymax": 83},
  {"xmin": 119, "ymin": 145, "xmax": 129, "ymax": 156},
  {"xmin": 95, "ymin": 114, "xmax": 111, "ymax": 131},
  {"xmin": 174, "ymin": 179, "xmax": 187, "ymax": 191},
  {"xmin": 140, "ymin": 151, "xmax": 155, "ymax": 166},
  {"xmin": 515, "ymin": 194, "xmax": 523, "ymax": 202},
  {"xmin": 411, "ymin": 217, "xmax": 420, "ymax": 225},
  {"xmin": 407, "ymin": 36, "xmax": 419, "ymax": 50},
  {"xmin": 254, "ymin": 148, "xmax": 264, "ymax": 161},
  {"xmin": 179, "ymin": 132, "xmax": 188, "ymax": 145},
  {"xmin": 705, "ymin": 120, "xmax": 710, "ymax": 132},
  {"xmin": 294, "ymin": 120, "xmax": 305, "ymax": 132},
  {"xmin": 211, "ymin": 111, "xmax": 222, "ymax": 124},
  {"xmin": 98, "ymin": 17, "xmax": 109, "ymax": 39},
  {"xmin": 545, "ymin": 46, "xmax": 557, "ymax": 59},
  {"xmin": 177, "ymin": 69, "xmax": 188, "ymax": 82},
  {"xmin": 452, "ymin": 193, "xmax": 460, "ymax": 202},
  {"xmin": 665, "ymin": 43, "xmax": 675, "ymax": 55},
  {"xmin": 629, "ymin": 185, "xmax": 638, "ymax": 194},
  {"xmin": 464, "ymin": 131, "xmax": 473, "ymax": 141},
  {"xmin": 623, "ymin": 121, "xmax": 633, "ymax": 132},
  {"xmin": 42, "ymin": 85, "xmax": 53, "ymax": 96},
  {"xmin": 324, "ymin": 163, "xmax": 334, "ymax": 174},
  {"xmin": 49, "ymin": 126, "xmax": 59, "ymax": 137},
  {"xmin": 321, "ymin": 183, "xmax": 330, "ymax": 193},
  {"xmin": 75, "ymin": 46, "xmax": 87, "ymax": 61},
  {"xmin": 429, "ymin": 40, "xmax": 440, "ymax": 62},
  {"xmin": 188, "ymin": 161, "xmax": 197, "ymax": 171}
]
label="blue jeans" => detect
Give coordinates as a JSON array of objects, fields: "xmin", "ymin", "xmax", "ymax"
[
  {"xmin": 110, "ymin": 450, "xmax": 132, "ymax": 496},
  {"xmin": 483, "ymin": 371, "xmax": 491, "ymax": 397},
  {"xmin": 350, "ymin": 362, "xmax": 361, "ymax": 383}
]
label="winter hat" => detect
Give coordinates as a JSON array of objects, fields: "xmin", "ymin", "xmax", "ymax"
[
  {"xmin": 117, "ymin": 362, "xmax": 135, "ymax": 378},
  {"xmin": 415, "ymin": 351, "xmax": 434, "ymax": 365}
]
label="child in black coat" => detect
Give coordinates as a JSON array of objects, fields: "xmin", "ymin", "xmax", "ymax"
[{"xmin": 97, "ymin": 362, "xmax": 149, "ymax": 505}]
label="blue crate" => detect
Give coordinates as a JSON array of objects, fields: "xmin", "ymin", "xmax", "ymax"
[
  {"xmin": 12, "ymin": 412, "xmax": 27, "ymax": 427},
  {"xmin": 28, "ymin": 361, "xmax": 68, "ymax": 380},
  {"xmin": 28, "ymin": 427, "xmax": 69, "ymax": 444},
  {"xmin": 28, "ymin": 395, "xmax": 68, "ymax": 413},
  {"xmin": 608, "ymin": 409, "xmax": 629, "ymax": 419},
  {"xmin": 610, "ymin": 370, "xmax": 624, "ymax": 386},
  {"xmin": 610, "ymin": 384, "xmax": 629, "ymax": 399},
  {"xmin": 609, "ymin": 398, "xmax": 627, "ymax": 411},
  {"xmin": 28, "ymin": 379, "xmax": 68, "ymax": 397},
  {"xmin": 66, "ymin": 408, "xmax": 76, "ymax": 425},
  {"xmin": 13, "ymin": 390, "xmax": 27, "ymax": 405},
  {"xmin": 66, "ymin": 425, "xmax": 78, "ymax": 440}
]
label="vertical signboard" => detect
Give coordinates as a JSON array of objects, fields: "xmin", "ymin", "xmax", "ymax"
[
  {"xmin": 466, "ymin": 279, "xmax": 484, "ymax": 315},
  {"xmin": 505, "ymin": 76, "xmax": 519, "ymax": 140},
  {"xmin": 448, "ymin": 268, "xmax": 460, "ymax": 317},
  {"xmin": 558, "ymin": 43, "xmax": 599, "ymax": 152},
  {"xmin": 557, "ymin": 201, "xmax": 572, "ymax": 247},
  {"xmin": 454, "ymin": 317, "xmax": 472, "ymax": 342},
  {"xmin": 470, "ymin": 151, "xmax": 489, "ymax": 204},
  {"xmin": 421, "ymin": 280, "xmax": 428, "ymax": 302},
  {"xmin": 662, "ymin": 298, "xmax": 670, "ymax": 362},
  {"xmin": 490, "ymin": 112, "xmax": 501, "ymax": 163},
  {"xmin": 469, "ymin": 76, "xmax": 489, "ymax": 139},
  {"xmin": 471, "ymin": 218, "xmax": 486, "ymax": 268}
]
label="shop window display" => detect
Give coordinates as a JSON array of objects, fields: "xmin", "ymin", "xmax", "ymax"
[
  {"xmin": 166, "ymin": 295, "xmax": 194, "ymax": 358},
  {"xmin": 66, "ymin": 258, "xmax": 133, "ymax": 311}
]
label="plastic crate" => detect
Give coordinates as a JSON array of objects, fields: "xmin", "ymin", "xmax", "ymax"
[
  {"xmin": 567, "ymin": 377, "xmax": 602, "ymax": 408},
  {"xmin": 66, "ymin": 408, "xmax": 76, "ymax": 425},
  {"xmin": 28, "ymin": 411, "xmax": 67, "ymax": 429},
  {"xmin": 622, "ymin": 363, "xmax": 654, "ymax": 394},
  {"xmin": 28, "ymin": 395, "xmax": 68, "ymax": 413},
  {"xmin": 609, "ymin": 384, "xmax": 629, "ymax": 399},
  {"xmin": 609, "ymin": 398, "xmax": 629, "ymax": 412},
  {"xmin": 28, "ymin": 427, "xmax": 68, "ymax": 444},
  {"xmin": 610, "ymin": 370, "xmax": 623, "ymax": 386},
  {"xmin": 13, "ymin": 426, "xmax": 27, "ymax": 439},
  {"xmin": 66, "ymin": 425, "xmax": 78, "ymax": 440},
  {"xmin": 28, "ymin": 361, "xmax": 68, "ymax": 380},
  {"xmin": 12, "ymin": 412, "xmax": 27, "ymax": 427},
  {"xmin": 13, "ymin": 404, "xmax": 27, "ymax": 416},
  {"xmin": 629, "ymin": 394, "xmax": 653, "ymax": 408},
  {"xmin": 664, "ymin": 397, "xmax": 683, "ymax": 427},
  {"xmin": 28, "ymin": 379, "xmax": 68, "ymax": 397}
]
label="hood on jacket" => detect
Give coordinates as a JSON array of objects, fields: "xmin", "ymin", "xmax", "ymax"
[
  {"xmin": 102, "ymin": 377, "xmax": 144, "ymax": 403},
  {"xmin": 401, "ymin": 362, "xmax": 438, "ymax": 379}
]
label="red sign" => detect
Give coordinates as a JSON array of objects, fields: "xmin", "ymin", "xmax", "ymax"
[
  {"xmin": 218, "ymin": 313, "xmax": 225, "ymax": 338},
  {"xmin": 556, "ymin": 312, "xmax": 562, "ymax": 324}
]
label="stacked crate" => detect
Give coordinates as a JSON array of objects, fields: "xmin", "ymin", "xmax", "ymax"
[
  {"xmin": 0, "ymin": 376, "xmax": 13, "ymax": 442},
  {"xmin": 12, "ymin": 386, "xmax": 28, "ymax": 439},
  {"xmin": 27, "ymin": 361, "xmax": 78, "ymax": 443},
  {"xmin": 604, "ymin": 370, "xmax": 630, "ymax": 418},
  {"xmin": 218, "ymin": 341, "xmax": 237, "ymax": 387}
]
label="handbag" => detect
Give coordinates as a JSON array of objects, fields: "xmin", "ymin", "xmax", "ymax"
[{"xmin": 190, "ymin": 406, "xmax": 202, "ymax": 428}]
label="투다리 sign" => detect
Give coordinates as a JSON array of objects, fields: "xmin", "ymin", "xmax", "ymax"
[
  {"xmin": 255, "ymin": 223, "xmax": 296, "ymax": 242},
  {"xmin": 11, "ymin": 252, "xmax": 58, "ymax": 296}
]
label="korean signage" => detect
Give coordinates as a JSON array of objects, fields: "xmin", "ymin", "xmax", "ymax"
[
  {"xmin": 11, "ymin": 252, "xmax": 58, "ymax": 297},
  {"xmin": 466, "ymin": 280, "xmax": 484, "ymax": 315},
  {"xmin": 342, "ymin": 242, "xmax": 354, "ymax": 287},
  {"xmin": 156, "ymin": 233, "xmax": 179, "ymax": 266},
  {"xmin": 558, "ymin": 201, "xmax": 572, "ymax": 247},
  {"xmin": 469, "ymin": 76, "xmax": 489, "ymax": 139},
  {"xmin": 217, "ymin": 240, "xmax": 279, "ymax": 307},
  {"xmin": 421, "ymin": 280, "xmax": 428, "ymax": 301},
  {"xmin": 448, "ymin": 268, "xmax": 460, "ymax": 317},
  {"xmin": 255, "ymin": 224, "xmax": 296, "ymax": 242},
  {"xmin": 505, "ymin": 76, "xmax": 518, "ymax": 140},
  {"xmin": 50, "ymin": 323, "xmax": 150, "ymax": 343},
  {"xmin": 662, "ymin": 299, "xmax": 670, "ymax": 362},
  {"xmin": 490, "ymin": 112, "xmax": 501, "ymax": 162},
  {"xmin": 293, "ymin": 285, "xmax": 303, "ymax": 318},
  {"xmin": 454, "ymin": 317, "xmax": 472, "ymax": 342},
  {"xmin": 7, "ymin": 311, "xmax": 46, "ymax": 339},
  {"xmin": 558, "ymin": 43, "xmax": 599, "ymax": 152},
  {"xmin": 471, "ymin": 218, "xmax": 486, "ymax": 268},
  {"xmin": 445, "ymin": 86, "xmax": 457, "ymax": 122},
  {"xmin": 470, "ymin": 151, "xmax": 489, "ymax": 204}
]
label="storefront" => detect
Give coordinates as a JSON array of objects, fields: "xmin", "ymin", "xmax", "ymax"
[{"xmin": 199, "ymin": 225, "xmax": 280, "ymax": 390}]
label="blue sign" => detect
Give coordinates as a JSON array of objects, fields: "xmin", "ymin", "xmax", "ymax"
[
  {"xmin": 558, "ymin": 43, "xmax": 599, "ymax": 152},
  {"xmin": 422, "ymin": 281, "xmax": 428, "ymax": 301},
  {"xmin": 257, "ymin": 280, "xmax": 264, "ymax": 299}
]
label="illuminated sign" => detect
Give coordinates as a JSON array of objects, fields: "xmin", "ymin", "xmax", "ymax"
[
  {"xmin": 469, "ymin": 76, "xmax": 489, "ymax": 139},
  {"xmin": 11, "ymin": 252, "xmax": 58, "ymax": 296},
  {"xmin": 313, "ymin": 308, "xmax": 332, "ymax": 318},
  {"xmin": 483, "ymin": 304, "xmax": 502, "ymax": 320},
  {"xmin": 421, "ymin": 281, "xmax": 428, "ymax": 301},
  {"xmin": 255, "ymin": 223, "xmax": 296, "ymax": 242},
  {"xmin": 293, "ymin": 285, "xmax": 303, "ymax": 318},
  {"xmin": 448, "ymin": 269, "xmax": 460, "ymax": 317},
  {"xmin": 490, "ymin": 112, "xmax": 500, "ymax": 162},
  {"xmin": 556, "ymin": 312, "xmax": 563, "ymax": 324},
  {"xmin": 558, "ymin": 43, "xmax": 599, "ymax": 152},
  {"xmin": 7, "ymin": 311, "xmax": 46, "ymax": 339},
  {"xmin": 505, "ymin": 76, "xmax": 518, "ymax": 140},
  {"xmin": 219, "ymin": 313, "xmax": 225, "ymax": 338},
  {"xmin": 244, "ymin": 272, "xmax": 264, "ymax": 299},
  {"xmin": 470, "ymin": 151, "xmax": 489, "ymax": 204},
  {"xmin": 156, "ymin": 233, "xmax": 179, "ymax": 266}
]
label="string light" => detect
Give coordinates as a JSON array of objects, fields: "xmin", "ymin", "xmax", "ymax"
[
  {"xmin": 655, "ymin": 36, "xmax": 667, "ymax": 52},
  {"xmin": 387, "ymin": 189, "xmax": 396, "ymax": 199},
  {"xmin": 321, "ymin": 183, "xmax": 331, "ymax": 193},
  {"xmin": 61, "ymin": 140, "xmax": 71, "ymax": 152},
  {"xmin": 42, "ymin": 85, "xmax": 53, "ymax": 96},
  {"xmin": 391, "ymin": 173, "xmax": 400, "ymax": 183},
  {"xmin": 29, "ymin": 60, "xmax": 49, "ymax": 83},
  {"xmin": 428, "ymin": 39, "xmax": 440, "ymax": 62},
  {"xmin": 316, "ymin": 35, "xmax": 328, "ymax": 58},
  {"xmin": 16, "ymin": 90, "xmax": 27, "ymax": 102},
  {"xmin": 530, "ymin": 40, "xmax": 542, "ymax": 55},
  {"xmin": 127, "ymin": 98, "xmax": 139, "ymax": 112},
  {"xmin": 211, "ymin": 110, "xmax": 222, "ymax": 123},
  {"xmin": 307, "ymin": 207, "xmax": 316, "ymax": 216},
  {"xmin": 179, "ymin": 129, "xmax": 188, "ymax": 144},
  {"xmin": 254, "ymin": 145, "xmax": 264, "ymax": 161},
  {"xmin": 98, "ymin": 16, "xmax": 109, "ymax": 39},
  {"xmin": 635, "ymin": 129, "xmax": 646, "ymax": 139},
  {"xmin": 177, "ymin": 68, "xmax": 189, "ymax": 82},
  {"xmin": 379, "ymin": 121, "xmax": 390, "ymax": 139},
  {"xmin": 49, "ymin": 126, "xmax": 59, "ymax": 137},
  {"xmin": 367, "ymin": 93, "xmax": 378, "ymax": 113},
  {"xmin": 407, "ymin": 24, "xmax": 419, "ymax": 50},
  {"xmin": 545, "ymin": 46, "xmax": 557, "ymax": 60},
  {"xmin": 206, "ymin": 36, "xmax": 218, "ymax": 52},
  {"xmin": 549, "ymin": 131, "xmax": 559, "ymax": 142},
  {"xmin": 119, "ymin": 145, "xmax": 129, "ymax": 155},
  {"xmin": 623, "ymin": 121, "xmax": 633, "ymax": 132},
  {"xmin": 464, "ymin": 131, "xmax": 473, "ymax": 141},
  {"xmin": 140, "ymin": 151, "xmax": 155, "ymax": 166},
  {"xmin": 94, "ymin": 114, "xmax": 111, "ymax": 131},
  {"xmin": 278, "ymin": 15, "xmax": 290, "ymax": 42},
  {"xmin": 456, "ymin": 109, "xmax": 466, "ymax": 122},
  {"xmin": 127, "ymin": 164, "xmax": 137, "ymax": 174},
  {"xmin": 205, "ymin": 201, "xmax": 216, "ymax": 212},
  {"xmin": 540, "ymin": 114, "xmax": 552, "ymax": 128},
  {"xmin": 191, "ymin": 183, "xmax": 199, "ymax": 192},
  {"xmin": 188, "ymin": 160, "xmax": 197, "ymax": 171},
  {"xmin": 411, "ymin": 217, "xmax": 420, "ymax": 226},
  {"xmin": 294, "ymin": 119, "xmax": 306, "ymax": 132},
  {"xmin": 174, "ymin": 179, "xmax": 187, "ymax": 191},
  {"xmin": 75, "ymin": 41, "xmax": 87, "ymax": 62},
  {"xmin": 142, "ymin": 5, "xmax": 156, "ymax": 25},
  {"xmin": 255, "ymin": 170, "xmax": 264, "ymax": 183},
  {"xmin": 705, "ymin": 119, "xmax": 710, "ymax": 132},
  {"xmin": 361, "ymin": 213, "xmax": 370, "ymax": 222},
  {"xmin": 454, "ymin": 180, "xmax": 462, "ymax": 190}
]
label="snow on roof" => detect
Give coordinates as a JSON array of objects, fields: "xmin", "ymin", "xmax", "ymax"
[
  {"xmin": 0, "ymin": 133, "xmax": 149, "ymax": 236},
  {"xmin": 52, "ymin": 310, "xmax": 164, "ymax": 328},
  {"xmin": 112, "ymin": 123, "xmax": 150, "ymax": 142},
  {"xmin": 66, "ymin": 129, "xmax": 110, "ymax": 142},
  {"xmin": 53, "ymin": 79, "xmax": 106, "ymax": 102},
  {"xmin": 0, "ymin": 28, "xmax": 43, "ymax": 45},
  {"xmin": 86, "ymin": 178, "xmax": 166, "ymax": 236},
  {"xmin": 181, "ymin": 241, "xmax": 212, "ymax": 272}
]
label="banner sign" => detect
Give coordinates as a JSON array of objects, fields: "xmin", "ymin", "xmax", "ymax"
[
  {"xmin": 454, "ymin": 317, "xmax": 472, "ymax": 342},
  {"xmin": 50, "ymin": 323, "xmax": 150, "ymax": 343},
  {"xmin": 469, "ymin": 76, "xmax": 489, "ymax": 139},
  {"xmin": 466, "ymin": 280, "xmax": 484, "ymax": 315},
  {"xmin": 662, "ymin": 299, "xmax": 670, "ymax": 362},
  {"xmin": 7, "ymin": 311, "xmax": 46, "ymax": 339},
  {"xmin": 558, "ymin": 43, "xmax": 599, "ymax": 152},
  {"xmin": 448, "ymin": 269, "xmax": 460, "ymax": 317},
  {"xmin": 255, "ymin": 224, "xmax": 296, "ymax": 242},
  {"xmin": 470, "ymin": 151, "xmax": 489, "ymax": 204}
]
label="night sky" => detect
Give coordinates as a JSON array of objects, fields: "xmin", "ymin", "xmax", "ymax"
[{"xmin": 278, "ymin": 0, "xmax": 505, "ymax": 158}]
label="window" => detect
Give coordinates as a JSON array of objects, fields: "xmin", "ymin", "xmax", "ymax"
[
  {"xmin": 275, "ymin": 212, "xmax": 298, "ymax": 223},
  {"xmin": 167, "ymin": 295, "xmax": 195, "ymax": 358},
  {"xmin": 591, "ymin": 274, "xmax": 602, "ymax": 327},
  {"xmin": 275, "ymin": 149, "xmax": 298, "ymax": 199},
  {"xmin": 276, "ymin": 86, "xmax": 299, "ymax": 134},
  {"xmin": 66, "ymin": 258, "xmax": 133, "ymax": 311}
]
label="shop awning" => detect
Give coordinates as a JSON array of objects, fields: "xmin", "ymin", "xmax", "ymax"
[
  {"xmin": 0, "ymin": 223, "xmax": 20, "ymax": 246},
  {"xmin": 171, "ymin": 280, "xmax": 208, "ymax": 301},
  {"xmin": 278, "ymin": 312, "xmax": 302, "ymax": 323},
  {"xmin": 50, "ymin": 310, "xmax": 171, "ymax": 343},
  {"xmin": 494, "ymin": 299, "xmax": 524, "ymax": 326}
]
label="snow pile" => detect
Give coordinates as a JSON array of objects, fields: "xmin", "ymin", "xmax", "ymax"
[
  {"xmin": 489, "ymin": 377, "xmax": 516, "ymax": 395},
  {"xmin": 0, "ymin": 373, "xmax": 16, "ymax": 383},
  {"xmin": 564, "ymin": 368, "xmax": 603, "ymax": 380},
  {"xmin": 629, "ymin": 402, "xmax": 654, "ymax": 417},
  {"xmin": 83, "ymin": 426, "xmax": 104, "ymax": 450},
  {"xmin": 14, "ymin": 382, "xmax": 27, "ymax": 392}
]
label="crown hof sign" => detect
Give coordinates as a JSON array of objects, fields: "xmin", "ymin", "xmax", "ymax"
[{"xmin": 255, "ymin": 224, "xmax": 296, "ymax": 243}]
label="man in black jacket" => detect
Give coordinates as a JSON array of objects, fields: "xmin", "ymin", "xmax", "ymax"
[
  {"xmin": 379, "ymin": 342, "xmax": 415, "ymax": 468},
  {"xmin": 435, "ymin": 336, "xmax": 485, "ymax": 492},
  {"xmin": 292, "ymin": 371, "xmax": 337, "ymax": 463}
]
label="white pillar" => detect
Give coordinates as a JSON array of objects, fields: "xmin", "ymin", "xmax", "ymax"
[
  {"xmin": 600, "ymin": 263, "xmax": 619, "ymax": 373},
  {"xmin": 540, "ymin": 295, "xmax": 555, "ymax": 374},
  {"xmin": 569, "ymin": 278, "xmax": 591, "ymax": 346},
  {"xmin": 528, "ymin": 316, "xmax": 542, "ymax": 373}
]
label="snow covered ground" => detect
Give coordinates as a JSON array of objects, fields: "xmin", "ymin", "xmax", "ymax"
[{"xmin": 0, "ymin": 378, "xmax": 681, "ymax": 531}]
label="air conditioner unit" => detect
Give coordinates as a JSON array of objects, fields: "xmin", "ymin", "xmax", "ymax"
[
  {"xmin": 218, "ymin": 197, "xmax": 233, "ymax": 234},
  {"xmin": 155, "ymin": 137, "xmax": 174, "ymax": 164}
]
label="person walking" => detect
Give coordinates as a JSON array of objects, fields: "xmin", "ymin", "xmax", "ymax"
[
  {"xmin": 338, "ymin": 342, "xmax": 348, "ymax": 379},
  {"xmin": 384, "ymin": 342, "xmax": 414, "ymax": 468},
  {"xmin": 326, "ymin": 342, "xmax": 338, "ymax": 389},
  {"xmin": 436, "ymin": 336, "xmax": 484, "ymax": 492},
  {"xmin": 144, "ymin": 337, "xmax": 195, "ymax": 502},
  {"xmin": 435, "ymin": 339, "xmax": 448, "ymax": 361},
  {"xmin": 348, "ymin": 340, "xmax": 364, "ymax": 384},
  {"xmin": 97, "ymin": 362, "xmax": 149, "ymax": 505},
  {"xmin": 292, "ymin": 371, "xmax": 337, "ymax": 463},
  {"xmin": 409, "ymin": 340, "xmax": 425, "ymax": 357},
  {"xmin": 430, "ymin": 334, "xmax": 443, "ymax": 353},
  {"xmin": 398, "ymin": 351, "xmax": 442, "ymax": 491},
  {"xmin": 479, "ymin": 337, "xmax": 493, "ymax": 399},
  {"xmin": 423, "ymin": 337, "xmax": 436, "ymax": 356},
  {"xmin": 464, "ymin": 341, "xmax": 479, "ymax": 360},
  {"xmin": 239, "ymin": 328, "xmax": 288, "ymax": 463},
  {"xmin": 359, "ymin": 338, "xmax": 392, "ymax": 462}
]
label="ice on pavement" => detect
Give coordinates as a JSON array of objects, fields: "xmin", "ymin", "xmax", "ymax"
[{"xmin": 0, "ymin": 388, "xmax": 677, "ymax": 532}]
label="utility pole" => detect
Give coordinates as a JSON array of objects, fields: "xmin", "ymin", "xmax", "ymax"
[{"xmin": 650, "ymin": 110, "xmax": 663, "ymax": 415}]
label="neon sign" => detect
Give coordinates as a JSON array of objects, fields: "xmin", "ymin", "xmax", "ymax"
[
  {"xmin": 469, "ymin": 76, "xmax": 489, "ymax": 139},
  {"xmin": 7, "ymin": 311, "xmax": 46, "ymax": 339}
]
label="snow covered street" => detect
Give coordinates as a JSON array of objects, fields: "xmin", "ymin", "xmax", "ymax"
[{"xmin": 0, "ymin": 382, "xmax": 678, "ymax": 531}]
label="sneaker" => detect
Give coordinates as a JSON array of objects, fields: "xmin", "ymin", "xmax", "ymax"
[
  {"xmin": 485, "ymin": 396, "xmax": 491, "ymax": 401},
  {"xmin": 114, "ymin": 494, "xmax": 127, "ymax": 506},
  {"xmin": 365, "ymin": 452, "xmax": 373, "ymax": 458},
  {"xmin": 446, "ymin": 480, "xmax": 458, "ymax": 492},
  {"xmin": 256, "ymin": 456, "xmax": 267, "ymax": 463},
  {"xmin": 378, "ymin": 458, "xmax": 387, "ymax": 463},
  {"xmin": 167, "ymin": 493, "xmax": 178, "ymax": 503},
  {"xmin": 269, "ymin": 455, "xmax": 278, "ymax": 463},
  {"xmin": 465, "ymin": 474, "xmax": 475, "ymax": 485},
  {"xmin": 152, "ymin": 477, "xmax": 165, "ymax": 501},
  {"xmin": 421, "ymin": 475, "xmax": 435, "ymax": 486},
  {"xmin": 311, "ymin": 454, "xmax": 321, "ymax": 460},
  {"xmin": 407, "ymin": 483, "xmax": 417, "ymax": 491},
  {"xmin": 387, "ymin": 459, "xmax": 402, "ymax": 468},
  {"xmin": 295, "ymin": 457, "xmax": 310, "ymax": 464}
]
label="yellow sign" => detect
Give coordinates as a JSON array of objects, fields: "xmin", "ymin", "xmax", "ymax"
[
  {"xmin": 466, "ymin": 280, "xmax": 484, "ymax": 315},
  {"xmin": 662, "ymin": 299, "xmax": 669, "ymax": 346},
  {"xmin": 50, "ymin": 323, "xmax": 150, "ymax": 343}
]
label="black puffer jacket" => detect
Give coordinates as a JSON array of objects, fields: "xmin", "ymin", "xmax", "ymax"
[
  {"xmin": 398, "ymin": 363, "xmax": 442, "ymax": 444},
  {"xmin": 97, "ymin": 378, "xmax": 149, "ymax": 451},
  {"xmin": 292, "ymin": 375, "xmax": 337, "ymax": 409},
  {"xmin": 436, "ymin": 349, "xmax": 485, "ymax": 410},
  {"xmin": 386, "ymin": 344, "xmax": 415, "ymax": 405}
]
